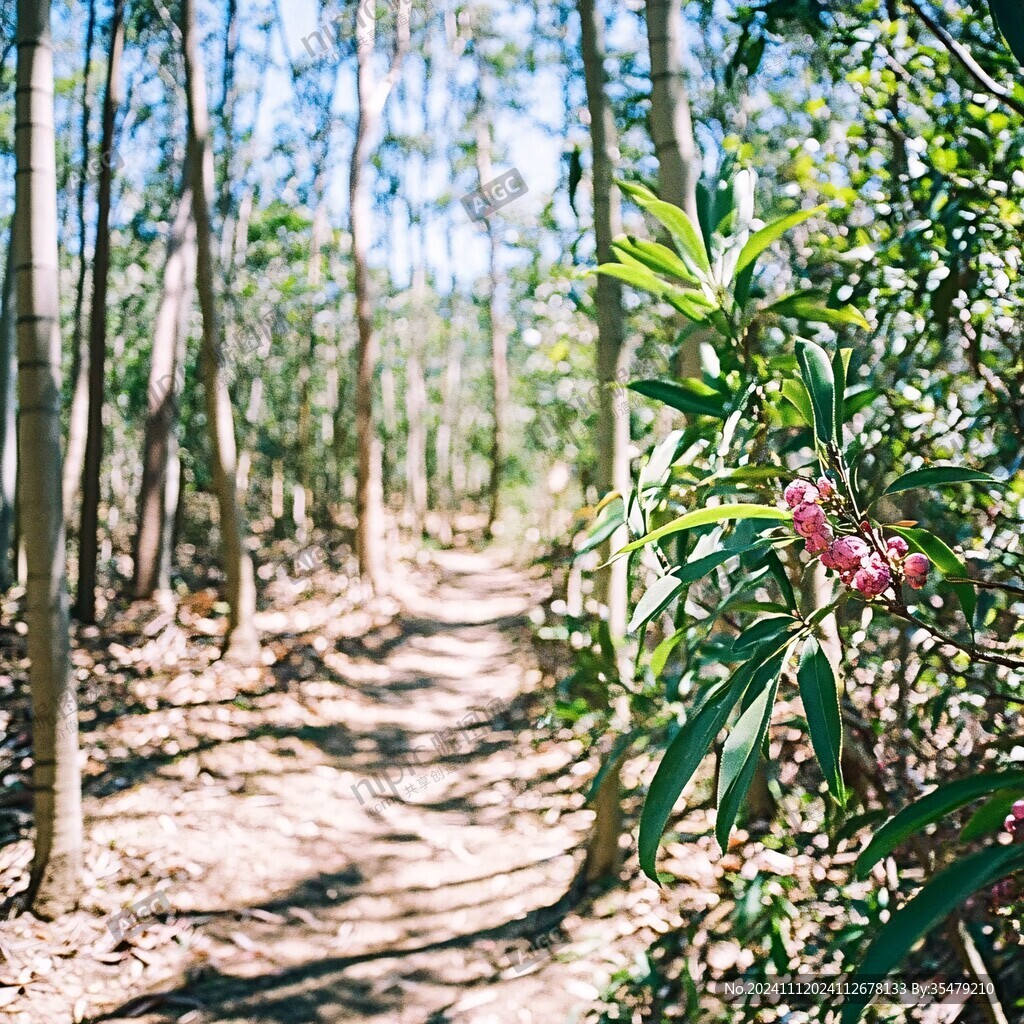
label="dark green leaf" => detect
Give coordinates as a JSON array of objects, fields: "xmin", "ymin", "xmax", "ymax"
[
  {"xmin": 856, "ymin": 769, "xmax": 1024, "ymax": 877},
  {"xmin": 882, "ymin": 466, "xmax": 998, "ymax": 496},
  {"xmin": 797, "ymin": 638, "xmax": 845, "ymax": 803},
  {"xmin": 716, "ymin": 655, "xmax": 784, "ymax": 850},
  {"xmin": 639, "ymin": 668, "xmax": 752, "ymax": 879},
  {"xmin": 961, "ymin": 790, "xmax": 1022, "ymax": 842},
  {"xmin": 988, "ymin": 0, "xmax": 1024, "ymax": 67},
  {"xmin": 841, "ymin": 845, "xmax": 1024, "ymax": 1024},
  {"xmin": 795, "ymin": 338, "xmax": 836, "ymax": 446},
  {"xmin": 629, "ymin": 378, "xmax": 730, "ymax": 418},
  {"xmin": 611, "ymin": 235, "xmax": 699, "ymax": 285}
]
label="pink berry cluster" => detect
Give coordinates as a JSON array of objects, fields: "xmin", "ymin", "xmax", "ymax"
[
  {"xmin": 783, "ymin": 477, "xmax": 931, "ymax": 599},
  {"xmin": 1004, "ymin": 800, "xmax": 1024, "ymax": 841}
]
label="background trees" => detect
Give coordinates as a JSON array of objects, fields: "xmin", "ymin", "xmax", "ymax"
[{"xmin": 2, "ymin": 0, "xmax": 1023, "ymax": 1017}]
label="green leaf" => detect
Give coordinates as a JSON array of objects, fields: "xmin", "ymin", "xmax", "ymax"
[
  {"xmin": 618, "ymin": 504, "xmax": 791, "ymax": 554},
  {"xmin": 832, "ymin": 346, "xmax": 847, "ymax": 443},
  {"xmin": 882, "ymin": 466, "xmax": 998, "ymax": 496},
  {"xmin": 734, "ymin": 205, "xmax": 826, "ymax": 279},
  {"xmin": 576, "ymin": 502, "xmax": 623, "ymax": 557},
  {"xmin": 628, "ymin": 573, "xmax": 684, "ymax": 633},
  {"xmin": 961, "ymin": 790, "xmax": 1023, "ymax": 842},
  {"xmin": 676, "ymin": 542, "xmax": 761, "ymax": 585},
  {"xmin": 639, "ymin": 657, "xmax": 763, "ymax": 880},
  {"xmin": 643, "ymin": 200, "xmax": 711, "ymax": 274},
  {"xmin": 732, "ymin": 614, "xmax": 801, "ymax": 656},
  {"xmin": 629, "ymin": 379, "xmax": 730, "ymax": 418},
  {"xmin": 797, "ymin": 638, "xmax": 845, "ymax": 803},
  {"xmin": 889, "ymin": 526, "xmax": 976, "ymax": 626},
  {"xmin": 855, "ymin": 769, "xmax": 1024, "ymax": 877},
  {"xmin": 650, "ymin": 628, "xmax": 685, "ymax": 677},
  {"xmin": 767, "ymin": 292, "xmax": 870, "ymax": 330},
  {"xmin": 596, "ymin": 262, "xmax": 674, "ymax": 297},
  {"xmin": 611, "ymin": 235, "xmax": 700, "ymax": 285},
  {"xmin": 841, "ymin": 845, "xmax": 1024, "ymax": 1024},
  {"xmin": 780, "ymin": 378, "xmax": 814, "ymax": 426},
  {"xmin": 716, "ymin": 656, "xmax": 784, "ymax": 850},
  {"xmin": 988, "ymin": 0, "xmax": 1024, "ymax": 68},
  {"xmin": 617, "ymin": 180, "xmax": 710, "ymax": 274},
  {"xmin": 795, "ymin": 338, "xmax": 836, "ymax": 447}
]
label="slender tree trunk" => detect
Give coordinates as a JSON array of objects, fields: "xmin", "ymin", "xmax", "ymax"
[
  {"xmin": 74, "ymin": 0, "xmax": 124, "ymax": 624},
  {"xmin": 15, "ymin": 0, "xmax": 83, "ymax": 915},
  {"xmin": 645, "ymin": 0, "xmax": 699, "ymax": 222},
  {"xmin": 473, "ymin": 97, "xmax": 509, "ymax": 536},
  {"xmin": 62, "ymin": 0, "xmax": 96, "ymax": 520},
  {"xmin": 349, "ymin": 0, "xmax": 410, "ymax": 594},
  {"xmin": 0, "ymin": 227, "xmax": 17, "ymax": 591},
  {"xmin": 181, "ymin": 0, "xmax": 259, "ymax": 661},
  {"xmin": 133, "ymin": 160, "xmax": 195, "ymax": 597},
  {"xmin": 402, "ymin": 306, "xmax": 428, "ymax": 533},
  {"xmin": 645, "ymin": 0, "xmax": 703, "ymax": 376},
  {"xmin": 579, "ymin": 0, "xmax": 628, "ymax": 885}
]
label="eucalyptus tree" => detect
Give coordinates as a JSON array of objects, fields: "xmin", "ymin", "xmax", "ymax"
[
  {"xmin": 75, "ymin": 0, "xmax": 125, "ymax": 623},
  {"xmin": 14, "ymin": 0, "xmax": 82, "ymax": 914},
  {"xmin": 577, "ymin": 0, "xmax": 629, "ymax": 884},
  {"xmin": 181, "ymin": 0, "xmax": 259, "ymax": 659},
  {"xmin": 349, "ymin": 0, "xmax": 412, "ymax": 593}
]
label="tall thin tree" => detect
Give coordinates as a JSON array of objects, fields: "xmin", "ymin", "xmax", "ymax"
[
  {"xmin": 0, "ymin": 229, "xmax": 17, "ymax": 591},
  {"xmin": 350, "ymin": 0, "xmax": 411, "ymax": 593},
  {"xmin": 62, "ymin": 0, "xmax": 97, "ymax": 518},
  {"xmin": 133, "ymin": 159, "xmax": 196, "ymax": 598},
  {"xmin": 579, "ymin": 0, "xmax": 629, "ymax": 884},
  {"xmin": 181, "ymin": 0, "xmax": 259, "ymax": 659},
  {"xmin": 75, "ymin": 0, "xmax": 125, "ymax": 623},
  {"xmin": 14, "ymin": 0, "xmax": 83, "ymax": 914}
]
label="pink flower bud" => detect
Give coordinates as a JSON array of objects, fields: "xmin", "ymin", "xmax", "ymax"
[
  {"xmin": 885, "ymin": 536, "xmax": 909, "ymax": 558},
  {"xmin": 852, "ymin": 553, "xmax": 892, "ymax": 598},
  {"xmin": 1006, "ymin": 814, "xmax": 1018, "ymax": 835},
  {"xmin": 784, "ymin": 480, "xmax": 819, "ymax": 509},
  {"xmin": 1013, "ymin": 799, "xmax": 1024, "ymax": 821},
  {"xmin": 816, "ymin": 476, "xmax": 835, "ymax": 499},
  {"xmin": 903, "ymin": 552, "xmax": 930, "ymax": 589},
  {"xmin": 823, "ymin": 536, "xmax": 870, "ymax": 572},
  {"xmin": 805, "ymin": 527, "xmax": 833, "ymax": 554},
  {"xmin": 793, "ymin": 502, "xmax": 827, "ymax": 539}
]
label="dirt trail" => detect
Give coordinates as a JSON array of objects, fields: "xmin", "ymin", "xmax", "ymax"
[{"xmin": 6, "ymin": 548, "xmax": 618, "ymax": 1024}]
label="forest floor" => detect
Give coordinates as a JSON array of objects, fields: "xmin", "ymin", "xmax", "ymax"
[{"xmin": 0, "ymin": 544, "xmax": 675, "ymax": 1024}]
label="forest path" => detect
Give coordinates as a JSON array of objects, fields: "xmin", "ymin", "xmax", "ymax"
[{"xmin": 87, "ymin": 548, "xmax": 609, "ymax": 1024}]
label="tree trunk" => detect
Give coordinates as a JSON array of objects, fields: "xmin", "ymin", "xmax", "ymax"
[
  {"xmin": 0, "ymin": 227, "xmax": 17, "ymax": 591},
  {"xmin": 15, "ymin": 0, "xmax": 83, "ymax": 915},
  {"xmin": 645, "ymin": 0, "xmax": 703, "ymax": 377},
  {"xmin": 349, "ymin": 0, "xmax": 411, "ymax": 594},
  {"xmin": 133, "ymin": 160, "xmax": 195, "ymax": 598},
  {"xmin": 62, "ymin": 0, "xmax": 96, "ymax": 521},
  {"xmin": 580, "ymin": 0, "xmax": 628, "ymax": 638},
  {"xmin": 579, "ymin": 0, "xmax": 628, "ymax": 884},
  {"xmin": 74, "ymin": 0, "xmax": 124, "ymax": 624},
  {"xmin": 645, "ymin": 0, "xmax": 700, "ymax": 222},
  {"xmin": 473, "ymin": 99, "xmax": 509, "ymax": 537},
  {"xmin": 181, "ymin": 0, "xmax": 259, "ymax": 661},
  {"xmin": 403, "ymin": 309, "xmax": 428, "ymax": 534}
]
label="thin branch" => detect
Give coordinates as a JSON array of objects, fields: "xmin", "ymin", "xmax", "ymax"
[
  {"xmin": 902, "ymin": 0, "xmax": 1024, "ymax": 118},
  {"xmin": 879, "ymin": 596, "xmax": 1024, "ymax": 672}
]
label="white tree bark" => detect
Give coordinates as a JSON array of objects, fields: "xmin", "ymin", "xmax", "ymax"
[{"xmin": 15, "ymin": 0, "xmax": 83, "ymax": 915}]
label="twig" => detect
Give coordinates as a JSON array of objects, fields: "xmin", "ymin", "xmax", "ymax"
[
  {"xmin": 902, "ymin": 0, "xmax": 1024, "ymax": 118},
  {"xmin": 879, "ymin": 596, "xmax": 1024, "ymax": 671}
]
